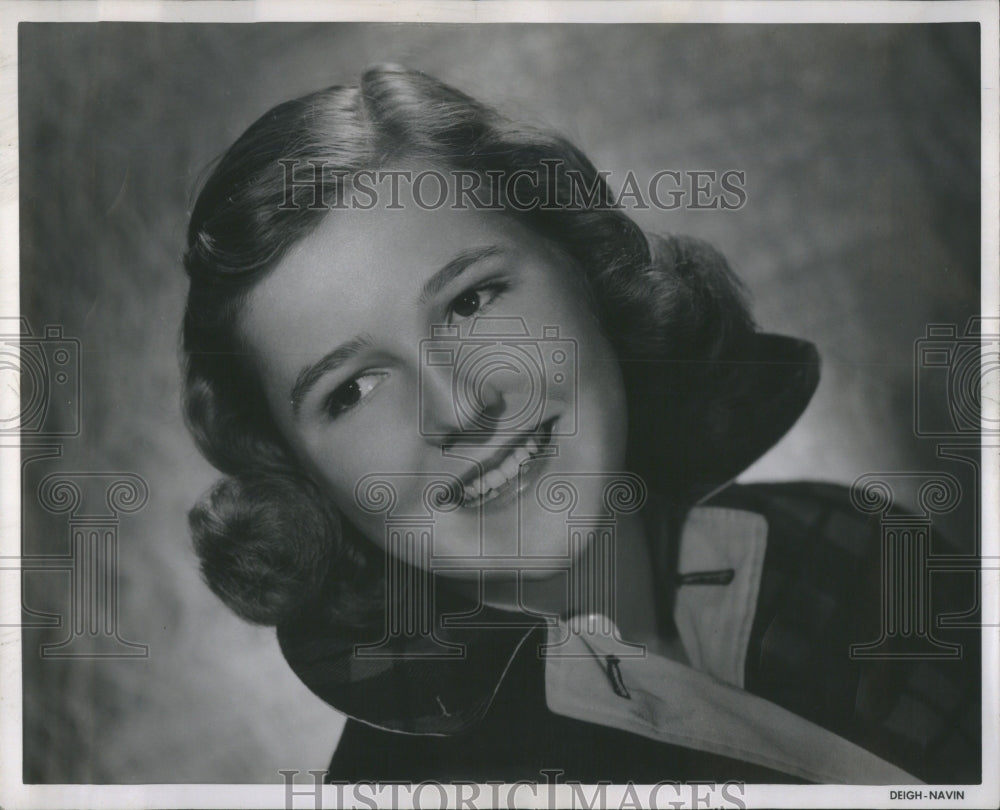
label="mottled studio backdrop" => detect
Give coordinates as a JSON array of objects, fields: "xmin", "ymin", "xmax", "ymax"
[{"xmin": 17, "ymin": 23, "xmax": 979, "ymax": 782}]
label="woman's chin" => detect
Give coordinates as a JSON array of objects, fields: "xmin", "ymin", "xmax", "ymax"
[{"xmin": 427, "ymin": 502, "xmax": 601, "ymax": 570}]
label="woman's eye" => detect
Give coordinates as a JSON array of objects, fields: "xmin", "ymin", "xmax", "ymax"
[
  {"xmin": 447, "ymin": 282, "xmax": 506, "ymax": 323},
  {"xmin": 451, "ymin": 290, "xmax": 481, "ymax": 318},
  {"xmin": 323, "ymin": 373, "xmax": 383, "ymax": 418}
]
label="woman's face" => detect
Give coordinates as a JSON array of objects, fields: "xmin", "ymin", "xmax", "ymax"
[{"xmin": 240, "ymin": 179, "xmax": 629, "ymax": 578}]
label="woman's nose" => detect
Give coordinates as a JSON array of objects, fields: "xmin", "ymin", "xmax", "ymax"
[{"xmin": 418, "ymin": 355, "xmax": 522, "ymax": 438}]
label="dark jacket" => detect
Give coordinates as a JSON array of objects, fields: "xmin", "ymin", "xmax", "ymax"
[{"xmin": 277, "ymin": 481, "xmax": 980, "ymax": 785}]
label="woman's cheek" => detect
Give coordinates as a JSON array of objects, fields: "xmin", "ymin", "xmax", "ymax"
[{"xmin": 313, "ymin": 407, "xmax": 420, "ymax": 510}]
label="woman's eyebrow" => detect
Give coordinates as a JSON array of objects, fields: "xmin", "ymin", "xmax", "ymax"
[
  {"xmin": 416, "ymin": 245, "xmax": 505, "ymax": 305},
  {"xmin": 289, "ymin": 246, "xmax": 504, "ymax": 419},
  {"xmin": 290, "ymin": 333, "xmax": 375, "ymax": 418}
]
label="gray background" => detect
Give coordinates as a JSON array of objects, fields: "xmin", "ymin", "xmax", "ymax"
[{"xmin": 17, "ymin": 23, "xmax": 980, "ymax": 782}]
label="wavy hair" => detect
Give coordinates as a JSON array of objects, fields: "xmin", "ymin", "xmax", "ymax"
[{"xmin": 182, "ymin": 64, "xmax": 756, "ymax": 628}]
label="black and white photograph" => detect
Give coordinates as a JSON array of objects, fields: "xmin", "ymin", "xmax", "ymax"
[{"xmin": 1, "ymin": 2, "xmax": 997, "ymax": 808}]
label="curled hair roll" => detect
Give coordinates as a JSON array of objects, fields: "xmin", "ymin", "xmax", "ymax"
[{"xmin": 188, "ymin": 472, "xmax": 381, "ymax": 627}]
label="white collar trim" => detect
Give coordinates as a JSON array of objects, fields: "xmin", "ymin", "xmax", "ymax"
[{"xmin": 672, "ymin": 505, "xmax": 769, "ymax": 688}]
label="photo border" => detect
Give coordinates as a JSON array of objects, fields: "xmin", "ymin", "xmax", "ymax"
[{"xmin": 1, "ymin": 2, "xmax": 996, "ymax": 808}]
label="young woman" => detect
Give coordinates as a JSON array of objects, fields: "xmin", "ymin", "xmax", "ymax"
[{"xmin": 181, "ymin": 65, "xmax": 978, "ymax": 785}]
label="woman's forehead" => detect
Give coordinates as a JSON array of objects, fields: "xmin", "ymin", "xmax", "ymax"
[{"xmin": 238, "ymin": 201, "xmax": 535, "ymax": 380}]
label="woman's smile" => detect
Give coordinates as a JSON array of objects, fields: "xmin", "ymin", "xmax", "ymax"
[{"xmin": 447, "ymin": 415, "xmax": 557, "ymax": 509}]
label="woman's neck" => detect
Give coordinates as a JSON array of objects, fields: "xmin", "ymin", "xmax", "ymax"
[{"xmin": 476, "ymin": 508, "xmax": 688, "ymax": 663}]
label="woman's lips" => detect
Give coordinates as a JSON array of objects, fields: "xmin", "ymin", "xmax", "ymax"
[{"xmin": 449, "ymin": 417, "xmax": 557, "ymax": 508}]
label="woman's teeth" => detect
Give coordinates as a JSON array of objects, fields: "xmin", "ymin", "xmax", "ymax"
[{"xmin": 461, "ymin": 436, "xmax": 543, "ymax": 506}]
